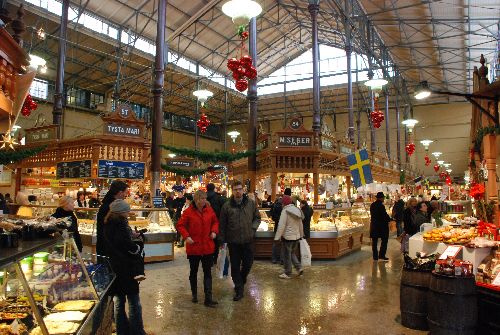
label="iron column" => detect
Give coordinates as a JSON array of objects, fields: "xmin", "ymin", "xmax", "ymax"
[
  {"xmin": 151, "ymin": 0, "xmax": 166, "ymax": 198},
  {"xmin": 385, "ymin": 89, "xmax": 390, "ymax": 158},
  {"xmin": 308, "ymin": 1, "xmax": 321, "ymax": 135},
  {"xmin": 345, "ymin": 0, "xmax": 354, "ymax": 143},
  {"xmin": 247, "ymin": 17, "xmax": 258, "ymax": 193}
]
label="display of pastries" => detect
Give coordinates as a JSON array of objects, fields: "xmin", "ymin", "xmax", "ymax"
[
  {"xmin": 53, "ymin": 300, "xmax": 95, "ymax": 311},
  {"xmin": 423, "ymin": 226, "xmax": 477, "ymax": 244},
  {"xmin": 44, "ymin": 311, "xmax": 87, "ymax": 322},
  {"xmin": 30, "ymin": 321, "xmax": 79, "ymax": 335}
]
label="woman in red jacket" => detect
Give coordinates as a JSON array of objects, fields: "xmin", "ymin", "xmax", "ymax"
[{"xmin": 177, "ymin": 190, "xmax": 219, "ymax": 307}]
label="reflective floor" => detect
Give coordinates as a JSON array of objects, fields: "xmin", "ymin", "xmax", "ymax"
[{"xmin": 140, "ymin": 238, "xmax": 426, "ymax": 335}]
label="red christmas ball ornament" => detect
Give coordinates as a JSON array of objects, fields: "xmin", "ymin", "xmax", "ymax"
[
  {"xmin": 232, "ymin": 71, "xmax": 242, "ymax": 81},
  {"xmin": 424, "ymin": 155, "xmax": 431, "ymax": 166},
  {"xmin": 236, "ymin": 66, "xmax": 246, "ymax": 77},
  {"xmin": 370, "ymin": 110, "xmax": 384, "ymax": 129},
  {"xmin": 21, "ymin": 107, "xmax": 30, "ymax": 117},
  {"xmin": 433, "ymin": 164, "xmax": 440, "ymax": 172},
  {"xmin": 196, "ymin": 113, "xmax": 211, "ymax": 133},
  {"xmin": 240, "ymin": 31, "xmax": 249, "ymax": 40},
  {"xmin": 240, "ymin": 55, "xmax": 253, "ymax": 69},
  {"xmin": 246, "ymin": 66, "xmax": 257, "ymax": 80},
  {"xmin": 21, "ymin": 94, "xmax": 38, "ymax": 117},
  {"xmin": 405, "ymin": 143, "xmax": 415, "ymax": 156},
  {"xmin": 227, "ymin": 58, "xmax": 241, "ymax": 72},
  {"xmin": 235, "ymin": 78, "xmax": 248, "ymax": 92},
  {"xmin": 445, "ymin": 176, "xmax": 452, "ymax": 186}
]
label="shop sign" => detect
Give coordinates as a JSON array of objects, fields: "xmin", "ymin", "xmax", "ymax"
[
  {"xmin": 166, "ymin": 160, "xmax": 193, "ymax": 168},
  {"xmin": 257, "ymin": 138, "xmax": 269, "ymax": 151},
  {"xmin": 278, "ymin": 136, "xmax": 312, "ymax": 147},
  {"xmin": 104, "ymin": 123, "xmax": 142, "ymax": 137},
  {"xmin": 26, "ymin": 127, "xmax": 57, "ymax": 144},
  {"xmin": 339, "ymin": 145, "xmax": 353, "ymax": 155},
  {"xmin": 321, "ymin": 138, "xmax": 334, "ymax": 151},
  {"xmin": 98, "ymin": 160, "xmax": 145, "ymax": 179}
]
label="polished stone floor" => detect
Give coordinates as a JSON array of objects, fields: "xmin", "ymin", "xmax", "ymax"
[{"xmin": 139, "ymin": 238, "xmax": 426, "ymax": 335}]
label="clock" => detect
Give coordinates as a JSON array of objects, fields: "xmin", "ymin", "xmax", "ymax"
[
  {"xmin": 116, "ymin": 104, "xmax": 132, "ymax": 118},
  {"xmin": 290, "ymin": 118, "xmax": 301, "ymax": 130}
]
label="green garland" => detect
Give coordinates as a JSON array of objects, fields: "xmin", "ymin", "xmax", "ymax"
[
  {"xmin": 161, "ymin": 145, "xmax": 256, "ymax": 163},
  {"xmin": 0, "ymin": 145, "xmax": 47, "ymax": 165},
  {"xmin": 160, "ymin": 164, "xmax": 209, "ymax": 178},
  {"xmin": 473, "ymin": 126, "xmax": 500, "ymax": 153}
]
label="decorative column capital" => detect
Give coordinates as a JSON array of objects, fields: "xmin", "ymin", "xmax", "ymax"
[{"xmin": 308, "ymin": 3, "xmax": 319, "ymax": 15}]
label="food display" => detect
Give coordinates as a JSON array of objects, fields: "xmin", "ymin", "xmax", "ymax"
[
  {"xmin": 53, "ymin": 300, "xmax": 95, "ymax": 312},
  {"xmin": 311, "ymin": 214, "xmax": 363, "ymax": 232},
  {"xmin": 476, "ymin": 250, "xmax": 500, "ymax": 284},
  {"xmin": 443, "ymin": 214, "xmax": 465, "ymax": 223},
  {"xmin": 30, "ymin": 321, "xmax": 80, "ymax": 335},
  {"xmin": 435, "ymin": 256, "xmax": 474, "ymax": 277},
  {"xmin": 44, "ymin": 311, "xmax": 87, "ymax": 322},
  {"xmin": 423, "ymin": 226, "xmax": 478, "ymax": 244}
]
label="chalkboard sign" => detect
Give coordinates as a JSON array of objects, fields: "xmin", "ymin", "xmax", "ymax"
[
  {"xmin": 152, "ymin": 196, "xmax": 165, "ymax": 208},
  {"xmin": 56, "ymin": 160, "xmax": 92, "ymax": 179},
  {"xmin": 98, "ymin": 160, "xmax": 145, "ymax": 180}
]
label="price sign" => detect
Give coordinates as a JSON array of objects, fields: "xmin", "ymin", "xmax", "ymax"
[{"xmin": 439, "ymin": 245, "xmax": 463, "ymax": 260}]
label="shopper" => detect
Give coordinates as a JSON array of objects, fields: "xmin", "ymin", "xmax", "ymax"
[
  {"xmin": 274, "ymin": 195, "xmax": 304, "ymax": 279},
  {"xmin": 391, "ymin": 195, "xmax": 405, "ymax": 237},
  {"xmin": 173, "ymin": 192, "xmax": 186, "ymax": 247},
  {"xmin": 369, "ymin": 192, "xmax": 391, "ymax": 261},
  {"xmin": 219, "ymin": 180, "xmax": 261, "ymax": 301},
  {"xmin": 0, "ymin": 193, "xmax": 8, "ymax": 214},
  {"xmin": 103, "ymin": 199, "xmax": 146, "ymax": 335},
  {"xmin": 52, "ymin": 196, "xmax": 83, "ymax": 252},
  {"xmin": 96, "ymin": 180, "xmax": 129, "ymax": 257},
  {"xmin": 299, "ymin": 200, "xmax": 313, "ymax": 239},
  {"xmin": 88, "ymin": 191, "xmax": 101, "ymax": 208},
  {"xmin": 4, "ymin": 193, "xmax": 12, "ymax": 204},
  {"xmin": 74, "ymin": 191, "xmax": 88, "ymax": 208},
  {"xmin": 414, "ymin": 202, "xmax": 429, "ymax": 232},
  {"xmin": 270, "ymin": 188, "xmax": 291, "ymax": 264},
  {"xmin": 177, "ymin": 190, "xmax": 219, "ymax": 307},
  {"xmin": 181, "ymin": 194, "xmax": 193, "ymax": 215},
  {"xmin": 403, "ymin": 197, "xmax": 418, "ymax": 236},
  {"xmin": 16, "ymin": 192, "xmax": 33, "ymax": 217},
  {"xmin": 206, "ymin": 183, "xmax": 226, "ymax": 264}
]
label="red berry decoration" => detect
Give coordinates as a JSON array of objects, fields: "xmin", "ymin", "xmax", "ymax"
[
  {"xmin": 246, "ymin": 66, "xmax": 257, "ymax": 80},
  {"xmin": 434, "ymin": 164, "xmax": 440, "ymax": 172},
  {"xmin": 235, "ymin": 78, "xmax": 248, "ymax": 92},
  {"xmin": 196, "ymin": 113, "xmax": 211, "ymax": 133},
  {"xmin": 445, "ymin": 176, "xmax": 452, "ymax": 186},
  {"xmin": 232, "ymin": 71, "xmax": 242, "ymax": 81},
  {"xmin": 424, "ymin": 155, "xmax": 431, "ymax": 166},
  {"xmin": 370, "ymin": 110, "xmax": 384, "ymax": 129},
  {"xmin": 240, "ymin": 55, "xmax": 253, "ymax": 69},
  {"xmin": 21, "ymin": 94, "xmax": 38, "ymax": 117},
  {"xmin": 236, "ymin": 66, "xmax": 246, "ymax": 77},
  {"xmin": 227, "ymin": 58, "xmax": 241, "ymax": 72},
  {"xmin": 405, "ymin": 143, "xmax": 415, "ymax": 156}
]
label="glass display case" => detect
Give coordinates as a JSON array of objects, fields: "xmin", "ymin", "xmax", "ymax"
[
  {"xmin": 440, "ymin": 200, "xmax": 473, "ymax": 222},
  {"xmin": 0, "ymin": 236, "xmax": 115, "ymax": 335}
]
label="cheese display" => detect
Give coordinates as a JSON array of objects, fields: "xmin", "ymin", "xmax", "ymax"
[
  {"xmin": 30, "ymin": 321, "xmax": 79, "ymax": 335},
  {"xmin": 44, "ymin": 311, "xmax": 88, "ymax": 322},
  {"xmin": 311, "ymin": 215, "xmax": 363, "ymax": 232},
  {"xmin": 423, "ymin": 226, "xmax": 478, "ymax": 244},
  {"xmin": 53, "ymin": 300, "xmax": 96, "ymax": 312}
]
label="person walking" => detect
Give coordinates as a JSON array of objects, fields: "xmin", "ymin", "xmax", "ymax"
[
  {"xmin": 370, "ymin": 192, "xmax": 391, "ymax": 261},
  {"xmin": 274, "ymin": 195, "xmax": 304, "ymax": 279},
  {"xmin": 299, "ymin": 200, "xmax": 313, "ymax": 240},
  {"xmin": 177, "ymin": 190, "xmax": 219, "ymax": 307},
  {"xmin": 206, "ymin": 183, "xmax": 226, "ymax": 264},
  {"xmin": 270, "ymin": 188, "xmax": 291, "ymax": 264},
  {"xmin": 52, "ymin": 196, "xmax": 83, "ymax": 252},
  {"xmin": 391, "ymin": 195, "xmax": 405, "ymax": 237},
  {"xmin": 96, "ymin": 180, "xmax": 129, "ymax": 257},
  {"xmin": 219, "ymin": 180, "xmax": 261, "ymax": 301},
  {"xmin": 103, "ymin": 199, "xmax": 146, "ymax": 335}
]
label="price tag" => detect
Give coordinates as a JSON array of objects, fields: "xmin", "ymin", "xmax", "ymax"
[
  {"xmin": 439, "ymin": 245, "xmax": 463, "ymax": 260},
  {"xmin": 492, "ymin": 272, "xmax": 500, "ymax": 286}
]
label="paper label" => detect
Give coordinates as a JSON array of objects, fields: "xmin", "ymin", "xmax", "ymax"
[{"xmin": 439, "ymin": 245, "xmax": 462, "ymax": 259}]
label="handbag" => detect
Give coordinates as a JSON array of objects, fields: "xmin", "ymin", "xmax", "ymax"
[{"xmin": 299, "ymin": 239, "xmax": 312, "ymax": 267}]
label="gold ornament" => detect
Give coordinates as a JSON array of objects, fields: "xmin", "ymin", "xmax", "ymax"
[{"xmin": 1, "ymin": 133, "xmax": 18, "ymax": 150}]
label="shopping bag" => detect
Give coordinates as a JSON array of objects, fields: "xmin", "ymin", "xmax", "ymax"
[
  {"xmin": 389, "ymin": 220, "xmax": 397, "ymax": 233},
  {"xmin": 299, "ymin": 239, "xmax": 312, "ymax": 267},
  {"xmin": 400, "ymin": 234, "xmax": 409, "ymax": 253},
  {"xmin": 216, "ymin": 244, "xmax": 227, "ymax": 279}
]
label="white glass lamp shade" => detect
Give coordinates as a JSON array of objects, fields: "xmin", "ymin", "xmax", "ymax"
[
  {"xmin": 222, "ymin": 0, "xmax": 262, "ymax": 26},
  {"xmin": 402, "ymin": 119, "xmax": 419, "ymax": 133},
  {"xmin": 228, "ymin": 130, "xmax": 240, "ymax": 142},
  {"xmin": 168, "ymin": 153, "xmax": 176, "ymax": 158},
  {"xmin": 443, "ymin": 163, "xmax": 451, "ymax": 168},
  {"xmin": 193, "ymin": 89, "xmax": 213, "ymax": 107},
  {"xmin": 414, "ymin": 81, "xmax": 432, "ymax": 100},
  {"xmin": 437, "ymin": 160, "xmax": 444, "ymax": 165},
  {"xmin": 365, "ymin": 78, "xmax": 388, "ymax": 92},
  {"xmin": 420, "ymin": 139, "xmax": 433, "ymax": 150},
  {"xmin": 431, "ymin": 152, "xmax": 442, "ymax": 158},
  {"xmin": 29, "ymin": 54, "xmax": 46, "ymax": 68},
  {"xmin": 446, "ymin": 169, "xmax": 452, "ymax": 173}
]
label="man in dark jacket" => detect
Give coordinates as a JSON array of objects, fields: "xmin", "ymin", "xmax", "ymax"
[
  {"xmin": 370, "ymin": 192, "xmax": 391, "ymax": 261},
  {"xmin": 206, "ymin": 183, "xmax": 226, "ymax": 263},
  {"xmin": 391, "ymin": 195, "xmax": 405, "ymax": 237},
  {"xmin": 219, "ymin": 180, "xmax": 261, "ymax": 301},
  {"xmin": 300, "ymin": 200, "xmax": 313, "ymax": 239}
]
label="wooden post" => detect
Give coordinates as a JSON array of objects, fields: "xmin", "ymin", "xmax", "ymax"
[
  {"xmin": 346, "ymin": 176, "xmax": 352, "ymax": 199},
  {"xmin": 271, "ymin": 172, "xmax": 277, "ymax": 202},
  {"xmin": 313, "ymin": 171, "xmax": 319, "ymax": 205}
]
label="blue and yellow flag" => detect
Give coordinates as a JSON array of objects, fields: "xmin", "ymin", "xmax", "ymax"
[{"xmin": 347, "ymin": 149, "xmax": 373, "ymax": 188}]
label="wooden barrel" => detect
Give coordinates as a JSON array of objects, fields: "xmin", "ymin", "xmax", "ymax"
[
  {"xmin": 476, "ymin": 284, "xmax": 500, "ymax": 335},
  {"xmin": 400, "ymin": 268, "xmax": 431, "ymax": 330},
  {"xmin": 427, "ymin": 272, "xmax": 477, "ymax": 335}
]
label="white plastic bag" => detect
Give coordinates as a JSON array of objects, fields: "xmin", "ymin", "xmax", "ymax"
[
  {"xmin": 299, "ymin": 239, "xmax": 312, "ymax": 267},
  {"xmin": 216, "ymin": 243, "xmax": 230, "ymax": 279}
]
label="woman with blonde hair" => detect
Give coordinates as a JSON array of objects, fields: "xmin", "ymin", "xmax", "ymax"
[
  {"xmin": 177, "ymin": 190, "xmax": 219, "ymax": 307},
  {"xmin": 52, "ymin": 196, "xmax": 82, "ymax": 252}
]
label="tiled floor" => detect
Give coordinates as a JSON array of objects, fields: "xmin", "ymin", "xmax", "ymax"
[{"xmin": 140, "ymin": 238, "xmax": 426, "ymax": 335}]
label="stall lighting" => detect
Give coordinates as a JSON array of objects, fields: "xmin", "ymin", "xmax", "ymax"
[
  {"xmin": 12, "ymin": 125, "xmax": 21, "ymax": 130},
  {"xmin": 431, "ymin": 152, "xmax": 442, "ymax": 158},
  {"xmin": 446, "ymin": 169, "xmax": 452, "ymax": 173},
  {"xmin": 193, "ymin": 89, "xmax": 213, "ymax": 107},
  {"xmin": 364, "ymin": 78, "xmax": 388, "ymax": 92},
  {"xmin": 443, "ymin": 163, "xmax": 451, "ymax": 168},
  {"xmin": 414, "ymin": 81, "xmax": 431, "ymax": 100},
  {"xmin": 167, "ymin": 153, "xmax": 176, "ymax": 158},
  {"xmin": 420, "ymin": 139, "xmax": 433, "ymax": 151},
  {"xmin": 402, "ymin": 119, "xmax": 419, "ymax": 133},
  {"xmin": 437, "ymin": 160, "xmax": 444, "ymax": 165},
  {"xmin": 29, "ymin": 54, "xmax": 46, "ymax": 68},
  {"xmin": 228, "ymin": 130, "xmax": 240, "ymax": 142},
  {"xmin": 222, "ymin": 0, "xmax": 262, "ymax": 26},
  {"xmin": 37, "ymin": 27, "xmax": 46, "ymax": 40}
]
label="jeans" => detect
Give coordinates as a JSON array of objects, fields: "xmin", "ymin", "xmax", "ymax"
[
  {"xmin": 271, "ymin": 241, "xmax": 283, "ymax": 263},
  {"xmin": 113, "ymin": 293, "xmax": 146, "ymax": 335},
  {"xmin": 228, "ymin": 243, "xmax": 254, "ymax": 290},
  {"xmin": 371, "ymin": 236, "xmax": 388, "ymax": 260},
  {"xmin": 283, "ymin": 240, "xmax": 302, "ymax": 275},
  {"xmin": 188, "ymin": 255, "xmax": 213, "ymax": 299},
  {"xmin": 396, "ymin": 220, "xmax": 403, "ymax": 237}
]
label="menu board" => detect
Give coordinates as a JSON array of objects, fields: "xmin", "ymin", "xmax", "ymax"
[
  {"xmin": 98, "ymin": 160, "xmax": 145, "ymax": 180},
  {"xmin": 56, "ymin": 160, "xmax": 92, "ymax": 179},
  {"xmin": 152, "ymin": 196, "xmax": 165, "ymax": 208}
]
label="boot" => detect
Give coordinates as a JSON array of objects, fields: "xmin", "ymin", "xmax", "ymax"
[
  {"xmin": 203, "ymin": 277, "xmax": 217, "ymax": 308},
  {"xmin": 190, "ymin": 277, "xmax": 198, "ymax": 303},
  {"xmin": 233, "ymin": 286, "xmax": 243, "ymax": 301}
]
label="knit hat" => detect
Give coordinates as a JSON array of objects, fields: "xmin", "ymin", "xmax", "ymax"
[
  {"xmin": 109, "ymin": 199, "xmax": 130, "ymax": 214},
  {"xmin": 282, "ymin": 195, "xmax": 292, "ymax": 206},
  {"xmin": 376, "ymin": 192, "xmax": 385, "ymax": 199}
]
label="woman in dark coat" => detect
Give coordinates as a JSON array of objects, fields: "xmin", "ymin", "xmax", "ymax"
[
  {"xmin": 104, "ymin": 199, "xmax": 146, "ymax": 335},
  {"xmin": 414, "ymin": 202, "xmax": 429, "ymax": 232},
  {"xmin": 300, "ymin": 200, "xmax": 313, "ymax": 239},
  {"xmin": 52, "ymin": 196, "xmax": 82, "ymax": 252},
  {"xmin": 96, "ymin": 180, "xmax": 129, "ymax": 256},
  {"xmin": 369, "ymin": 192, "xmax": 391, "ymax": 261},
  {"xmin": 403, "ymin": 197, "xmax": 419, "ymax": 236},
  {"xmin": 177, "ymin": 190, "xmax": 219, "ymax": 307}
]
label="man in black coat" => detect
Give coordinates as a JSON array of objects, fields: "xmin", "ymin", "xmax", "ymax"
[
  {"xmin": 206, "ymin": 183, "xmax": 226, "ymax": 263},
  {"xmin": 370, "ymin": 192, "xmax": 391, "ymax": 261}
]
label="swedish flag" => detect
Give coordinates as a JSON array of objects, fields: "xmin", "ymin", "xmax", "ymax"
[{"xmin": 347, "ymin": 149, "xmax": 373, "ymax": 188}]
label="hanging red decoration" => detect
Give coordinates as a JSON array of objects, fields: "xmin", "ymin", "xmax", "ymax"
[
  {"xmin": 21, "ymin": 94, "xmax": 38, "ymax": 117},
  {"xmin": 196, "ymin": 113, "xmax": 211, "ymax": 133},
  {"xmin": 439, "ymin": 171, "xmax": 448, "ymax": 180},
  {"xmin": 227, "ymin": 26, "xmax": 258, "ymax": 93},
  {"xmin": 237, "ymin": 25, "xmax": 249, "ymax": 41},
  {"xmin": 434, "ymin": 164, "xmax": 440, "ymax": 172},
  {"xmin": 405, "ymin": 143, "xmax": 415, "ymax": 156},
  {"xmin": 304, "ymin": 174, "xmax": 310, "ymax": 193},
  {"xmin": 245, "ymin": 66, "xmax": 257, "ymax": 80},
  {"xmin": 227, "ymin": 58, "xmax": 241, "ymax": 72},
  {"xmin": 235, "ymin": 78, "xmax": 248, "ymax": 92},
  {"xmin": 370, "ymin": 96, "xmax": 384, "ymax": 128},
  {"xmin": 279, "ymin": 174, "xmax": 285, "ymax": 194},
  {"xmin": 445, "ymin": 176, "xmax": 452, "ymax": 186},
  {"xmin": 469, "ymin": 183, "xmax": 485, "ymax": 200},
  {"xmin": 424, "ymin": 155, "xmax": 431, "ymax": 166}
]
